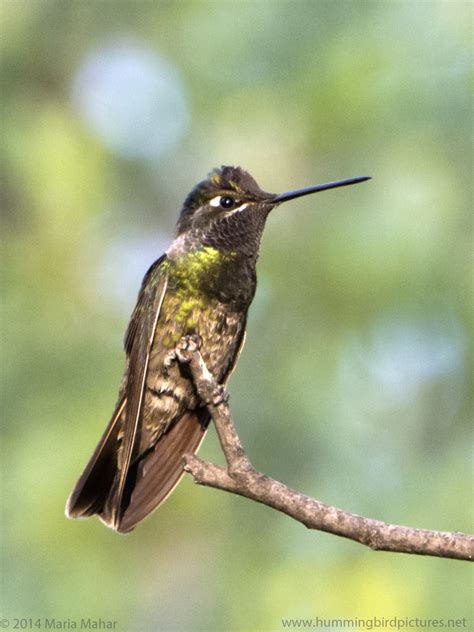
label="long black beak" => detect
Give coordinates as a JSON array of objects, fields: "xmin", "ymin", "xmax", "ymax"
[{"xmin": 273, "ymin": 176, "xmax": 371, "ymax": 204}]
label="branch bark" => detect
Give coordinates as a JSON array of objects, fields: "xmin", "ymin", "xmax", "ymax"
[{"xmin": 175, "ymin": 336, "xmax": 473, "ymax": 562}]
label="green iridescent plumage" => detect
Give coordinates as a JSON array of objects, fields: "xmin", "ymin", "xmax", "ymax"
[{"xmin": 66, "ymin": 165, "xmax": 370, "ymax": 532}]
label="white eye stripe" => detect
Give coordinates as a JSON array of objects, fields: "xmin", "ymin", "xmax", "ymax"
[{"xmin": 210, "ymin": 196, "xmax": 222, "ymax": 207}]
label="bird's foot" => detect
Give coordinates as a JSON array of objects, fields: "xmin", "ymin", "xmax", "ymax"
[
  {"xmin": 163, "ymin": 336, "xmax": 203, "ymax": 375},
  {"xmin": 177, "ymin": 334, "xmax": 202, "ymax": 355},
  {"xmin": 175, "ymin": 335, "xmax": 228, "ymax": 406},
  {"xmin": 175, "ymin": 334, "xmax": 202, "ymax": 365}
]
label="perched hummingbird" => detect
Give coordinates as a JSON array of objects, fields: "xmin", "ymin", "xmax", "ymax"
[{"xmin": 66, "ymin": 166, "xmax": 370, "ymax": 533}]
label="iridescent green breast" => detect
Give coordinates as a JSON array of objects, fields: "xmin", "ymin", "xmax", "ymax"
[
  {"xmin": 166, "ymin": 246, "xmax": 240, "ymax": 303},
  {"xmin": 168, "ymin": 246, "xmax": 235, "ymax": 291},
  {"xmin": 157, "ymin": 246, "xmax": 238, "ymax": 348}
]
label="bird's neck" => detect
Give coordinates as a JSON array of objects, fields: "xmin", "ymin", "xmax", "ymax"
[
  {"xmin": 165, "ymin": 207, "xmax": 271, "ymax": 307},
  {"xmin": 170, "ymin": 205, "xmax": 270, "ymax": 260}
]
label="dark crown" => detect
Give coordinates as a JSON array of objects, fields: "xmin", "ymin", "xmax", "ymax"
[{"xmin": 185, "ymin": 166, "xmax": 266, "ymax": 209}]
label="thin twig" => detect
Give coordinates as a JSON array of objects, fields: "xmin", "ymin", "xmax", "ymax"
[{"xmin": 175, "ymin": 336, "xmax": 473, "ymax": 562}]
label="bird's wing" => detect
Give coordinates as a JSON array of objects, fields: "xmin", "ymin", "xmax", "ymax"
[
  {"xmin": 107, "ymin": 255, "xmax": 169, "ymax": 529},
  {"xmin": 123, "ymin": 255, "xmax": 167, "ymax": 354},
  {"xmin": 116, "ymin": 318, "xmax": 249, "ymax": 533}
]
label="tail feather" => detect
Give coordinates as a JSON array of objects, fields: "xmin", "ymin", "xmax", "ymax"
[
  {"xmin": 116, "ymin": 410, "xmax": 208, "ymax": 533},
  {"xmin": 66, "ymin": 401, "xmax": 208, "ymax": 533}
]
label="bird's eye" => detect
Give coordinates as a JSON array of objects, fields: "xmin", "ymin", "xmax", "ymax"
[
  {"xmin": 220, "ymin": 196, "xmax": 235, "ymax": 209},
  {"xmin": 209, "ymin": 195, "xmax": 238, "ymax": 209}
]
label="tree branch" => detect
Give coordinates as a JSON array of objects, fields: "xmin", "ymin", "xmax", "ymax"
[{"xmin": 175, "ymin": 336, "xmax": 473, "ymax": 562}]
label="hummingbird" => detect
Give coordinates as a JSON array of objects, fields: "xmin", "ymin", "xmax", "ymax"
[{"xmin": 66, "ymin": 166, "xmax": 370, "ymax": 533}]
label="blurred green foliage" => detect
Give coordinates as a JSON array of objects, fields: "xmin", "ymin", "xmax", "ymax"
[{"xmin": 1, "ymin": 1, "xmax": 472, "ymax": 630}]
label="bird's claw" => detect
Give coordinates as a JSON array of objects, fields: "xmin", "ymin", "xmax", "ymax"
[
  {"xmin": 174, "ymin": 335, "xmax": 227, "ymax": 405},
  {"xmin": 175, "ymin": 334, "xmax": 202, "ymax": 363},
  {"xmin": 178, "ymin": 334, "xmax": 202, "ymax": 352}
]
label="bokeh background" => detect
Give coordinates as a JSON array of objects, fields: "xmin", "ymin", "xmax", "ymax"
[{"xmin": 2, "ymin": 1, "xmax": 472, "ymax": 630}]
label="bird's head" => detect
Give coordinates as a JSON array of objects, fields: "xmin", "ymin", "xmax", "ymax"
[
  {"xmin": 176, "ymin": 166, "xmax": 273, "ymax": 236},
  {"xmin": 177, "ymin": 166, "xmax": 369, "ymax": 243}
]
